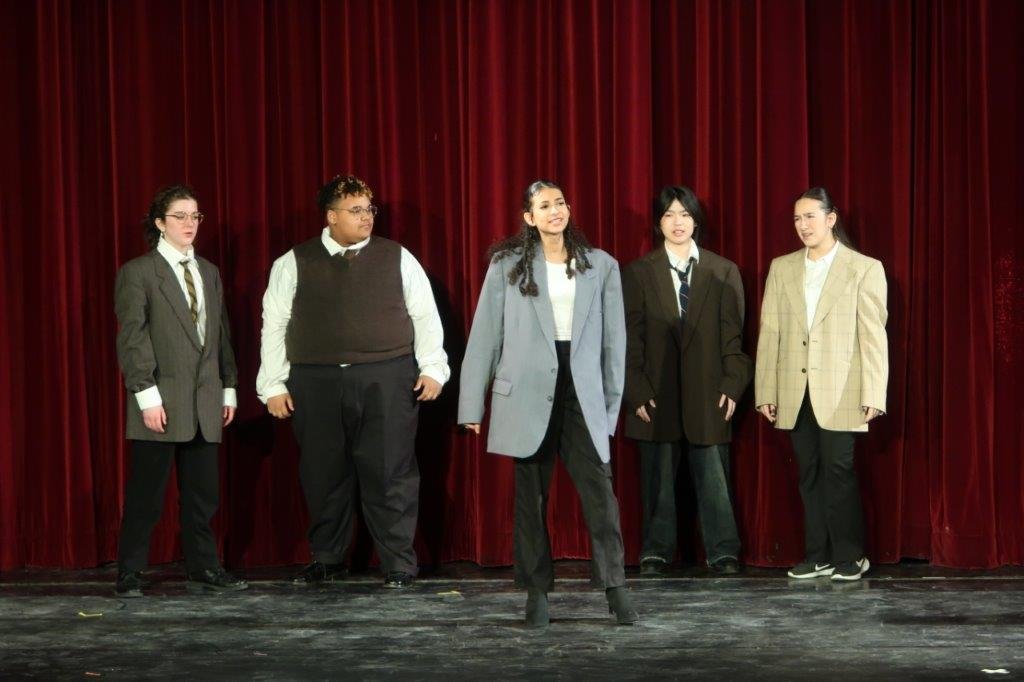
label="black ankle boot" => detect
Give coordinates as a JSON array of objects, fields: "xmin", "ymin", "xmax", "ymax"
[
  {"xmin": 606, "ymin": 586, "xmax": 638, "ymax": 625},
  {"xmin": 525, "ymin": 588, "xmax": 549, "ymax": 628}
]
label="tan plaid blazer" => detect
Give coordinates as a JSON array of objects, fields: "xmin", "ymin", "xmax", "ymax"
[{"xmin": 754, "ymin": 244, "xmax": 888, "ymax": 432}]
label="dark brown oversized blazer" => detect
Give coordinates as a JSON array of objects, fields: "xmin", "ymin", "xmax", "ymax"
[
  {"xmin": 622, "ymin": 246, "xmax": 752, "ymax": 445},
  {"xmin": 115, "ymin": 250, "xmax": 238, "ymax": 443}
]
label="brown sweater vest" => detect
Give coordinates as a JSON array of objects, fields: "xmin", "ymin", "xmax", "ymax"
[{"xmin": 285, "ymin": 236, "xmax": 414, "ymax": 365}]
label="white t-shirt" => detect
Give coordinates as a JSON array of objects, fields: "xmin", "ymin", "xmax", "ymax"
[{"xmin": 546, "ymin": 260, "xmax": 576, "ymax": 341}]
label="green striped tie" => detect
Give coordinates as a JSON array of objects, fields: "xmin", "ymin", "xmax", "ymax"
[{"xmin": 180, "ymin": 259, "xmax": 199, "ymax": 328}]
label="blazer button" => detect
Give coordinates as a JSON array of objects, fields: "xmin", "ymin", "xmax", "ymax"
[
  {"xmin": 803, "ymin": 341, "xmax": 807, "ymax": 346},
  {"xmin": 547, "ymin": 396, "xmax": 553, "ymax": 402},
  {"xmin": 801, "ymin": 368, "xmax": 807, "ymax": 373},
  {"xmin": 551, "ymin": 368, "xmax": 557, "ymax": 374}
]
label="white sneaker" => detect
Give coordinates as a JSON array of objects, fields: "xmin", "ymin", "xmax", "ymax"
[
  {"xmin": 787, "ymin": 562, "xmax": 835, "ymax": 579},
  {"xmin": 830, "ymin": 557, "xmax": 870, "ymax": 581}
]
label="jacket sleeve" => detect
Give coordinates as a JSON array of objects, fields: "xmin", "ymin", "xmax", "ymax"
[
  {"xmin": 857, "ymin": 259, "xmax": 889, "ymax": 412},
  {"xmin": 718, "ymin": 262, "xmax": 753, "ymax": 401},
  {"xmin": 754, "ymin": 262, "xmax": 781, "ymax": 408},
  {"xmin": 622, "ymin": 263, "xmax": 656, "ymax": 411},
  {"xmin": 215, "ymin": 268, "xmax": 239, "ymax": 390},
  {"xmin": 601, "ymin": 260, "xmax": 627, "ymax": 436},
  {"xmin": 456, "ymin": 258, "xmax": 506, "ymax": 425},
  {"xmin": 114, "ymin": 263, "xmax": 159, "ymax": 394}
]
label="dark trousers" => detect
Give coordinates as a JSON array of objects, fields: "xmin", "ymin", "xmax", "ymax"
[
  {"xmin": 288, "ymin": 355, "xmax": 420, "ymax": 576},
  {"xmin": 117, "ymin": 435, "xmax": 221, "ymax": 573},
  {"xmin": 514, "ymin": 341, "xmax": 627, "ymax": 592},
  {"xmin": 637, "ymin": 440, "xmax": 741, "ymax": 565},
  {"xmin": 790, "ymin": 391, "xmax": 863, "ymax": 564}
]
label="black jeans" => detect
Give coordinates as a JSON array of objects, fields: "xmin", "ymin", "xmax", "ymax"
[
  {"xmin": 637, "ymin": 440, "xmax": 741, "ymax": 565},
  {"xmin": 789, "ymin": 391, "xmax": 863, "ymax": 565},
  {"xmin": 513, "ymin": 341, "xmax": 627, "ymax": 591}
]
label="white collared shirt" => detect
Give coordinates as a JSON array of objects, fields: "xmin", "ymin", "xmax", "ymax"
[
  {"xmin": 546, "ymin": 260, "xmax": 576, "ymax": 341},
  {"xmin": 804, "ymin": 240, "xmax": 841, "ymax": 329},
  {"xmin": 134, "ymin": 238, "xmax": 237, "ymax": 410},
  {"xmin": 255, "ymin": 228, "xmax": 451, "ymax": 402},
  {"xmin": 665, "ymin": 241, "xmax": 700, "ymax": 316}
]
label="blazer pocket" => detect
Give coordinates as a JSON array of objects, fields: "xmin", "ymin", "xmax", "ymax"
[{"xmin": 492, "ymin": 378, "xmax": 513, "ymax": 396}]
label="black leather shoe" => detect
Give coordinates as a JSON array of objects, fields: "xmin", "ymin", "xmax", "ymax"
[
  {"xmin": 186, "ymin": 567, "xmax": 249, "ymax": 593},
  {"xmin": 383, "ymin": 572, "xmax": 414, "ymax": 589},
  {"xmin": 639, "ymin": 557, "xmax": 667, "ymax": 576},
  {"xmin": 115, "ymin": 570, "xmax": 145, "ymax": 598},
  {"xmin": 606, "ymin": 586, "xmax": 639, "ymax": 625},
  {"xmin": 291, "ymin": 561, "xmax": 348, "ymax": 586},
  {"xmin": 710, "ymin": 558, "xmax": 741, "ymax": 575},
  {"xmin": 525, "ymin": 588, "xmax": 549, "ymax": 628}
]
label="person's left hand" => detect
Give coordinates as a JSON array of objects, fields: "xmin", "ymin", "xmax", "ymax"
[
  {"xmin": 223, "ymin": 405, "xmax": 236, "ymax": 426},
  {"xmin": 862, "ymin": 406, "xmax": 881, "ymax": 422},
  {"xmin": 414, "ymin": 376, "xmax": 442, "ymax": 401},
  {"xmin": 718, "ymin": 394, "xmax": 736, "ymax": 421}
]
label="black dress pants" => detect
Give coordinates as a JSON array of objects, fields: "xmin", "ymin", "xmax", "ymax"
[
  {"xmin": 513, "ymin": 341, "xmax": 627, "ymax": 591},
  {"xmin": 288, "ymin": 355, "xmax": 420, "ymax": 576},
  {"xmin": 789, "ymin": 391, "xmax": 863, "ymax": 564},
  {"xmin": 117, "ymin": 435, "xmax": 221, "ymax": 573}
]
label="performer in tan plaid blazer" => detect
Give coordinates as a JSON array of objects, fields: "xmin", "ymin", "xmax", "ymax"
[{"xmin": 754, "ymin": 187, "xmax": 888, "ymax": 582}]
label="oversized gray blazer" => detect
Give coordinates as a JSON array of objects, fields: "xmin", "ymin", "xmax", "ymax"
[
  {"xmin": 457, "ymin": 248, "xmax": 626, "ymax": 462},
  {"xmin": 115, "ymin": 251, "xmax": 238, "ymax": 443}
]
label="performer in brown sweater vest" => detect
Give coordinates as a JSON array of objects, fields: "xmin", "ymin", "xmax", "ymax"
[{"xmin": 257, "ymin": 175, "xmax": 450, "ymax": 588}]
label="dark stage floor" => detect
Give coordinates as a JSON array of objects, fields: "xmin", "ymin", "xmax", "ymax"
[{"xmin": 2, "ymin": 562, "xmax": 1023, "ymax": 680}]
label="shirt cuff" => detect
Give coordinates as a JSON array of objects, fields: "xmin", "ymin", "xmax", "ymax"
[
  {"xmin": 223, "ymin": 388, "xmax": 237, "ymax": 408},
  {"xmin": 134, "ymin": 385, "xmax": 163, "ymax": 410},
  {"xmin": 418, "ymin": 365, "xmax": 449, "ymax": 387}
]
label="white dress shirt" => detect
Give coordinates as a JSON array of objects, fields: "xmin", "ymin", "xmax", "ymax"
[
  {"xmin": 804, "ymin": 240, "xmax": 841, "ymax": 329},
  {"xmin": 256, "ymin": 228, "xmax": 450, "ymax": 402},
  {"xmin": 665, "ymin": 241, "xmax": 700, "ymax": 316},
  {"xmin": 546, "ymin": 260, "xmax": 577, "ymax": 341},
  {"xmin": 135, "ymin": 237, "xmax": 237, "ymax": 410}
]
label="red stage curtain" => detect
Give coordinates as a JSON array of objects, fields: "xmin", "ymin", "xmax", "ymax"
[{"xmin": 0, "ymin": 0, "xmax": 1020, "ymax": 570}]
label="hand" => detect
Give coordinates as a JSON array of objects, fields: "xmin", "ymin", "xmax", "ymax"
[
  {"xmin": 635, "ymin": 399, "xmax": 656, "ymax": 424},
  {"xmin": 462, "ymin": 423, "xmax": 481, "ymax": 434},
  {"xmin": 862, "ymin": 406, "xmax": 881, "ymax": 422},
  {"xmin": 718, "ymin": 394, "xmax": 736, "ymax": 421},
  {"xmin": 142, "ymin": 406, "xmax": 167, "ymax": 433},
  {"xmin": 757, "ymin": 404, "xmax": 777, "ymax": 423},
  {"xmin": 414, "ymin": 375, "xmax": 442, "ymax": 401},
  {"xmin": 267, "ymin": 393, "xmax": 294, "ymax": 419},
  {"xmin": 223, "ymin": 405, "xmax": 236, "ymax": 427}
]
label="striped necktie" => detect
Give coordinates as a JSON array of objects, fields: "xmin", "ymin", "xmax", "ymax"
[
  {"xmin": 179, "ymin": 259, "xmax": 199, "ymax": 328},
  {"xmin": 671, "ymin": 257, "xmax": 696, "ymax": 321}
]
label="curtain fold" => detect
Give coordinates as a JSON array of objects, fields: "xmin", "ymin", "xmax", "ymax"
[{"xmin": 0, "ymin": 0, "xmax": 1019, "ymax": 570}]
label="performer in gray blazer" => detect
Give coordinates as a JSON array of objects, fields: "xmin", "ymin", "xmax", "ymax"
[
  {"xmin": 459, "ymin": 179, "xmax": 637, "ymax": 627},
  {"xmin": 113, "ymin": 184, "xmax": 247, "ymax": 597}
]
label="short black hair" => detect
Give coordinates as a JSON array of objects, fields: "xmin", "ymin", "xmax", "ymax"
[{"xmin": 653, "ymin": 185, "xmax": 706, "ymax": 243}]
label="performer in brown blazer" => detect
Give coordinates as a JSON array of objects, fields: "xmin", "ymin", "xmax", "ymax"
[
  {"xmin": 755, "ymin": 187, "xmax": 888, "ymax": 582},
  {"xmin": 113, "ymin": 184, "xmax": 247, "ymax": 597},
  {"xmin": 623, "ymin": 185, "xmax": 752, "ymax": 576}
]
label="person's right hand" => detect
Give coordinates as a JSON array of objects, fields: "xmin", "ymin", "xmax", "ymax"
[
  {"xmin": 462, "ymin": 423, "xmax": 481, "ymax": 434},
  {"xmin": 636, "ymin": 399, "xmax": 656, "ymax": 423},
  {"xmin": 757, "ymin": 404, "xmax": 777, "ymax": 423},
  {"xmin": 142, "ymin": 406, "xmax": 167, "ymax": 433},
  {"xmin": 267, "ymin": 393, "xmax": 295, "ymax": 419}
]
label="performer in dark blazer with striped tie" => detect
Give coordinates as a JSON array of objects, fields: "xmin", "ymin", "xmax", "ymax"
[
  {"xmin": 113, "ymin": 184, "xmax": 247, "ymax": 597},
  {"xmin": 622, "ymin": 185, "xmax": 752, "ymax": 576}
]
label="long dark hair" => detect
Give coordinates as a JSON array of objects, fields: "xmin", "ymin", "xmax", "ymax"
[
  {"xmin": 486, "ymin": 179, "xmax": 593, "ymax": 297},
  {"xmin": 143, "ymin": 184, "xmax": 198, "ymax": 249},
  {"xmin": 653, "ymin": 185, "xmax": 707, "ymax": 243},
  {"xmin": 797, "ymin": 186, "xmax": 854, "ymax": 248}
]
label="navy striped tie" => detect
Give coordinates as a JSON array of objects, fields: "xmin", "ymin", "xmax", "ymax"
[{"xmin": 671, "ymin": 257, "xmax": 696, "ymax": 321}]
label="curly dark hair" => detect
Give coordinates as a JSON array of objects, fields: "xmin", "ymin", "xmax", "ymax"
[
  {"xmin": 486, "ymin": 179, "xmax": 593, "ymax": 297},
  {"xmin": 317, "ymin": 174, "xmax": 374, "ymax": 212},
  {"xmin": 142, "ymin": 184, "xmax": 197, "ymax": 249}
]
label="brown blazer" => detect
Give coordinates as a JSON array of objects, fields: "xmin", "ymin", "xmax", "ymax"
[
  {"xmin": 623, "ymin": 246, "xmax": 752, "ymax": 445},
  {"xmin": 115, "ymin": 251, "xmax": 238, "ymax": 443},
  {"xmin": 754, "ymin": 244, "xmax": 888, "ymax": 432}
]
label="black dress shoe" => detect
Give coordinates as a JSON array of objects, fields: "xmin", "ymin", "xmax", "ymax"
[
  {"xmin": 710, "ymin": 558, "xmax": 741, "ymax": 575},
  {"xmin": 383, "ymin": 571, "xmax": 414, "ymax": 589},
  {"xmin": 606, "ymin": 586, "xmax": 639, "ymax": 625},
  {"xmin": 291, "ymin": 561, "xmax": 348, "ymax": 586},
  {"xmin": 640, "ymin": 557, "xmax": 667, "ymax": 576},
  {"xmin": 115, "ymin": 570, "xmax": 145, "ymax": 598},
  {"xmin": 186, "ymin": 567, "xmax": 249, "ymax": 593},
  {"xmin": 525, "ymin": 588, "xmax": 549, "ymax": 628}
]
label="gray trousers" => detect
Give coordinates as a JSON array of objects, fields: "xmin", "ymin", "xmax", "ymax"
[
  {"xmin": 637, "ymin": 439, "xmax": 741, "ymax": 565},
  {"xmin": 513, "ymin": 341, "xmax": 627, "ymax": 591}
]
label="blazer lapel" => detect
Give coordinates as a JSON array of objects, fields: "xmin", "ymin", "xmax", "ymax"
[
  {"xmin": 781, "ymin": 255, "xmax": 809, "ymax": 334},
  {"xmin": 648, "ymin": 250, "xmax": 682, "ymax": 339},
  {"xmin": 529, "ymin": 250, "xmax": 558, "ymax": 359},
  {"xmin": 199, "ymin": 259, "xmax": 218, "ymax": 355},
  {"xmin": 154, "ymin": 253, "xmax": 203, "ymax": 351},
  {"xmin": 681, "ymin": 261, "xmax": 712, "ymax": 351},
  {"xmin": 811, "ymin": 245, "xmax": 855, "ymax": 330},
  {"xmin": 569, "ymin": 264, "xmax": 598, "ymax": 357}
]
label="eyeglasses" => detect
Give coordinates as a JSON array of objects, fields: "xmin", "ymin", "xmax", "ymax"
[
  {"xmin": 164, "ymin": 212, "xmax": 205, "ymax": 224},
  {"xmin": 332, "ymin": 205, "xmax": 378, "ymax": 218}
]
